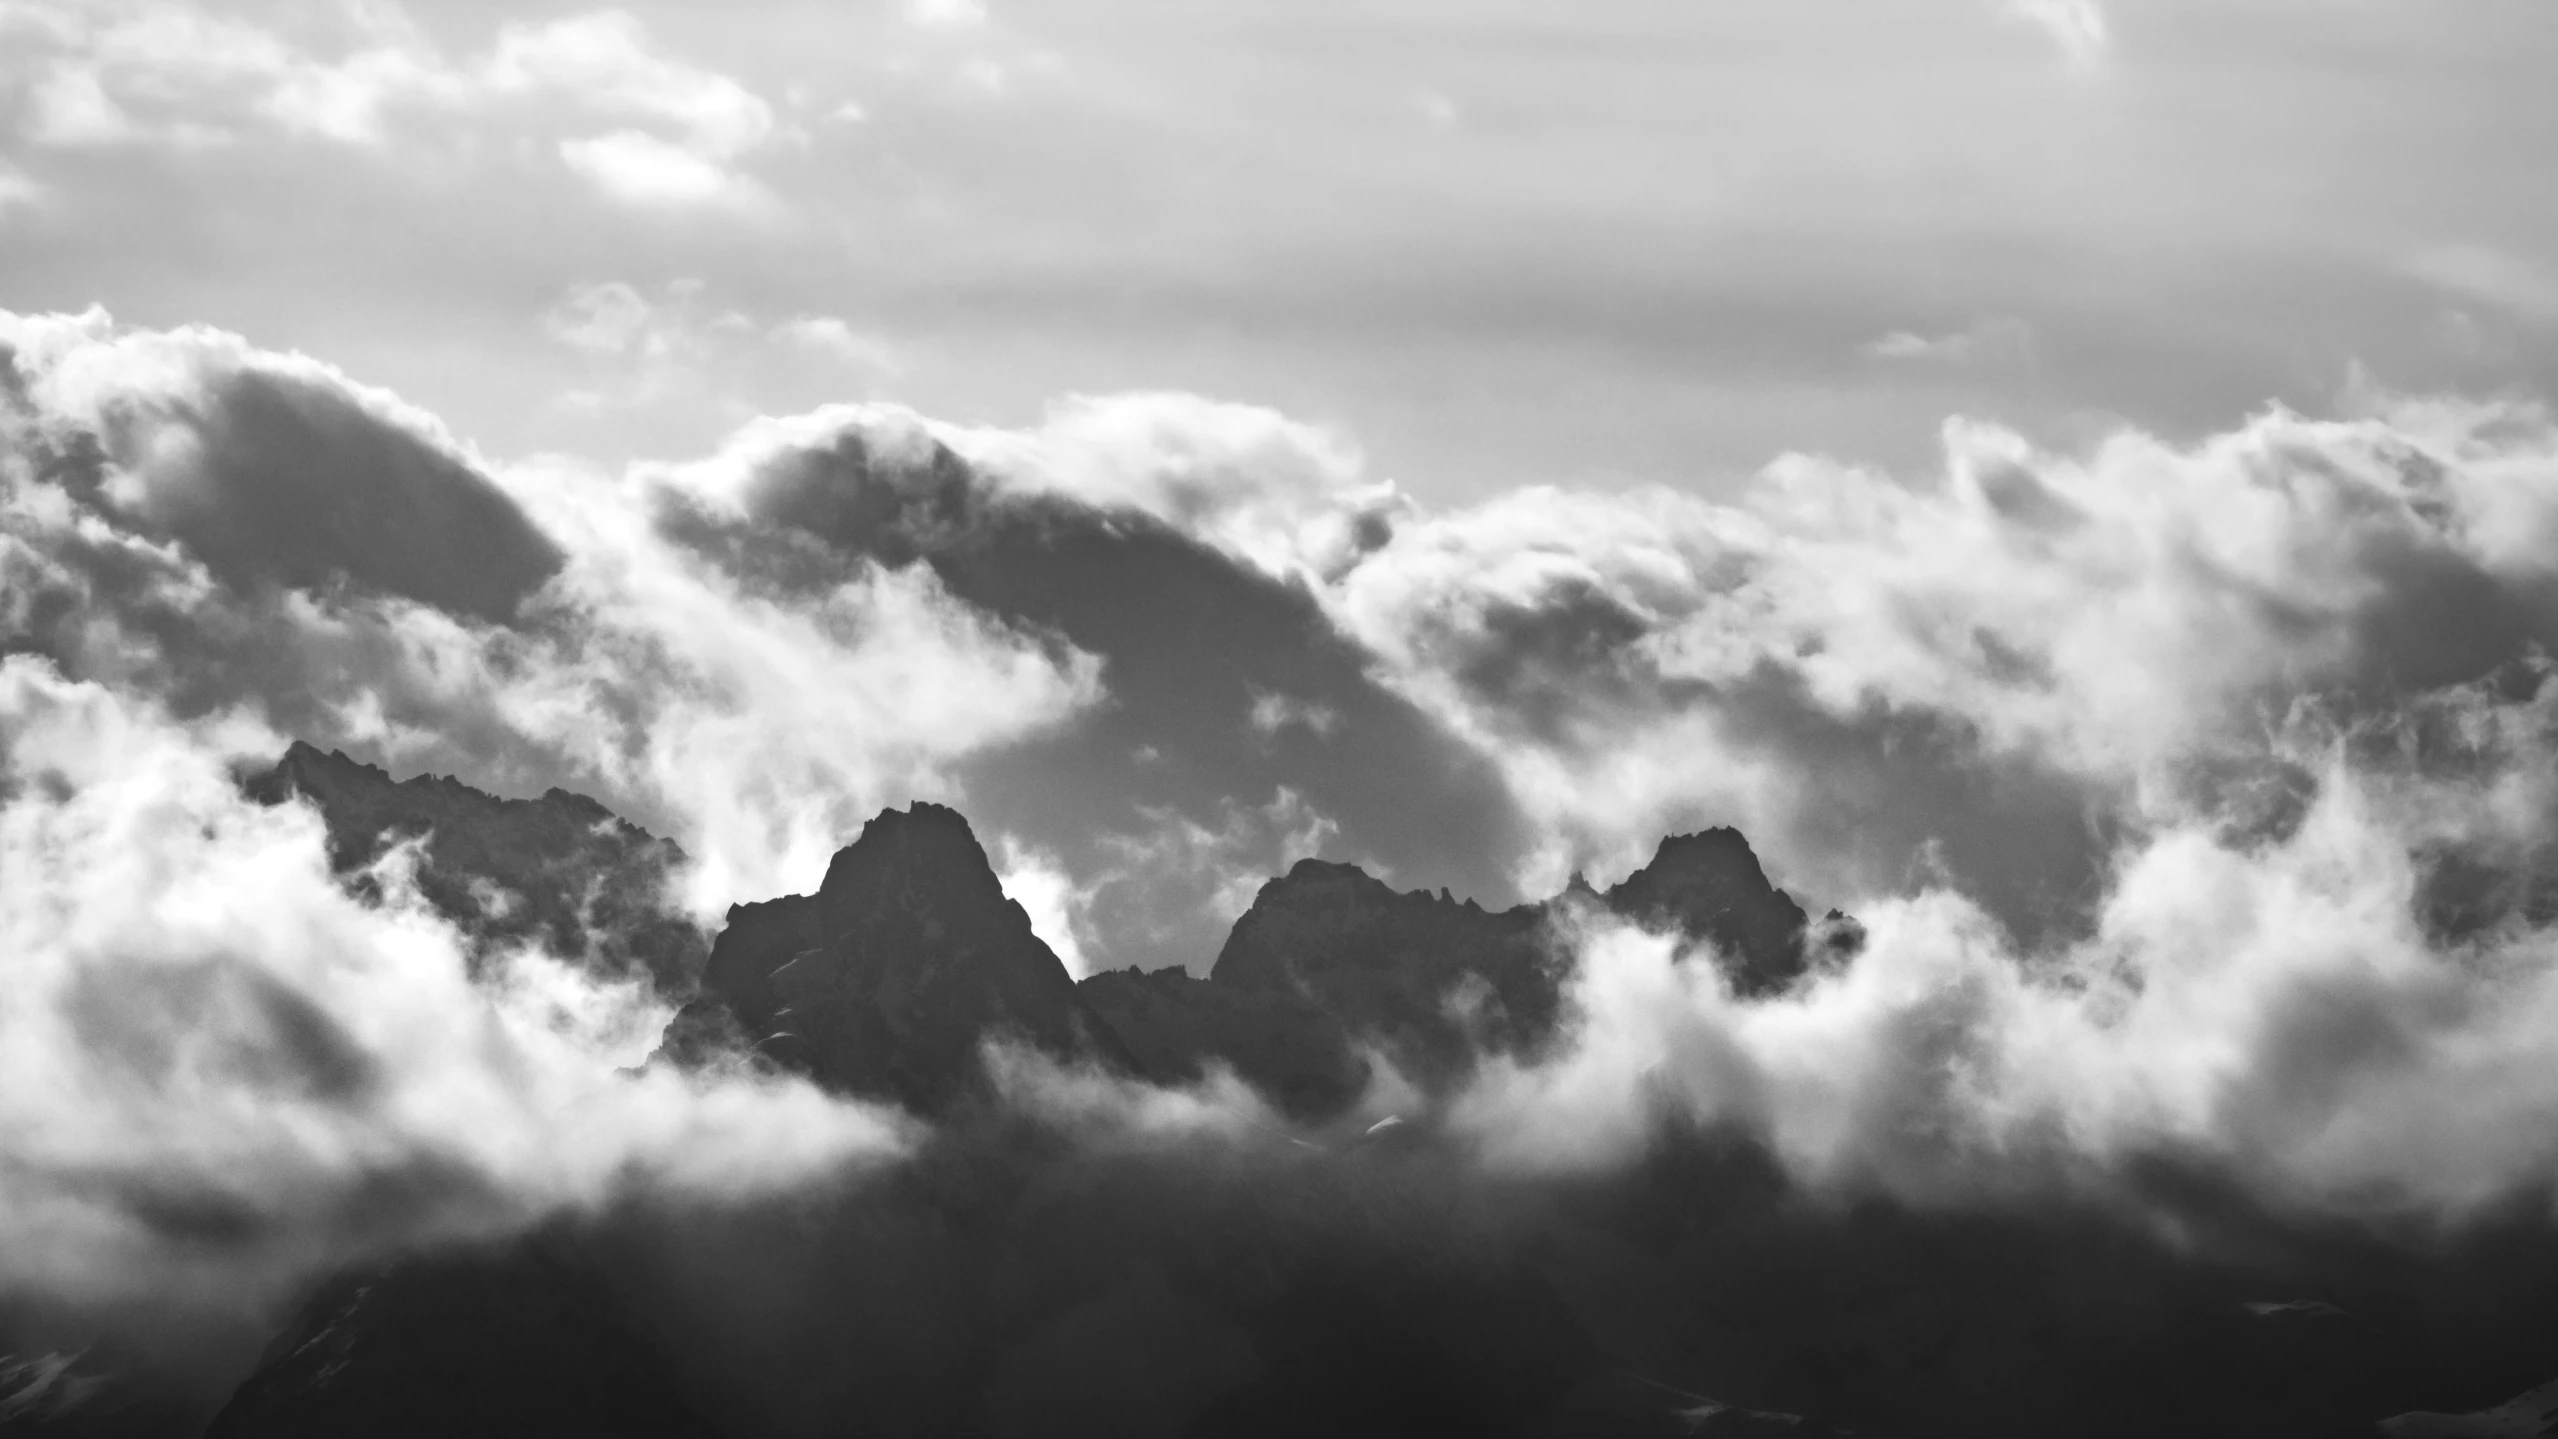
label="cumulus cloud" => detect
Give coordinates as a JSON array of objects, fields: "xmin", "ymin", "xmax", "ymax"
[
  {"xmin": 1445, "ymin": 657, "xmax": 2558, "ymax": 1227},
  {"xmin": 0, "ymin": 1, "xmax": 783, "ymax": 208},
  {"xmin": 947, "ymin": 391, "xmax": 1405, "ymax": 584},
  {"xmin": 1319, "ymin": 398, "xmax": 2558, "ymax": 937},
  {"xmin": 1, "ymin": 306, "xmax": 1104, "ymax": 914},
  {"xmin": 0, "ymin": 657, "xmax": 903, "ymax": 1320},
  {"xmin": 26, "ymin": 293, "xmax": 2558, "ymax": 1236}
]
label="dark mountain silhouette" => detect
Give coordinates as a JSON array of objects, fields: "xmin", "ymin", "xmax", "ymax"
[
  {"xmin": 665, "ymin": 801, "xmax": 1138, "ymax": 1112},
  {"xmin": 244, "ymin": 742, "xmax": 705, "ymax": 991},
  {"xmin": 1087, "ymin": 829, "xmax": 1840, "ymax": 1119},
  {"xmin": 248, "ymin": 740, "xmax": 1836, "ymax": 1119}
]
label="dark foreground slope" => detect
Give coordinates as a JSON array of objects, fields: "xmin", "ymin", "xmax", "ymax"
[{"xmin": 202, "ymin": 1235, "xmax": 717, "ymax": 1439}]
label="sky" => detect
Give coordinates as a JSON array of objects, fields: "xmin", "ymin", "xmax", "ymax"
[
  {"xmin": 18, "ymin": 0, "xmax": 2558, "ymax": 1389},
  {"xmin": 1, "ymin": 0, "xmax": 2553, "ymax": 498}
]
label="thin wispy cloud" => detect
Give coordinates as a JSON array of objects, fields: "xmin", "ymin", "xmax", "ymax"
[{"xmin": 2003, "ymin": 0, "xmax": 2110, "ymax": 70}]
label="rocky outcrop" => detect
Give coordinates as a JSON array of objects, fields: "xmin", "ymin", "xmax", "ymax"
[
  {"xmin": 677, "ymin": 801, "xmax": 1136, "ymax": 1112},
  {"xmin": 1594, "ymin": 828, "xmax": 1813, "ymax": 994},
  {"xmin": 1086, "ymin": 828, "xmax": 1832, "ymax": 1119},
  {"xmin": 245, "ymin": 742, "xmax": 704, "ymax": 991}
]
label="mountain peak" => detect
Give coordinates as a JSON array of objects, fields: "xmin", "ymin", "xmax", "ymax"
[
  {"xmin": 818, "ymin": 800, "xmax": 999, "ymax": 901},
  {"xmin": 1599, "ymin": 827, "xmax": 1808, "ymax": 994},
  {"xmin": 689, "ymin": 800, "xmax": 1131, "ymax": 1111}
]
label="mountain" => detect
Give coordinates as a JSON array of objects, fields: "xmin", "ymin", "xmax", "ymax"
[
  {"xmin": 1086, "ymin": 829, "xmax": 1840, "ymax": 1120},
  {"xmin": 244, "ymin": 743, "xmax": 705, "ymax": 991},
  {"xmin": 670, "ymin": 801, "xmax": 1138, "ymax": 1112},
  {"xmin": 201, "ymin": 1236, "xmax": 718, "ymax": 1439},
  {"xmin": 198, "ymin": 753, "xmax": 2558, "ymax": 1438},
  {"xmin": 247, "ymin": 741, "xmax": 1834, "ymax": 1119}
]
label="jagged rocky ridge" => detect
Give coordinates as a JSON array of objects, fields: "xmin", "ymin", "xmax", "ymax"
[
  {"xmin": 668, "ymin": 800, "xmax": 1840, "ymax": 1117},
  {"xmin": 246, "ymin": 744, "xmax": 1836, "ymax": 1121},
  {"xmin": 246, "ymin": 742, "xmax": 706, "ymax": 991}
]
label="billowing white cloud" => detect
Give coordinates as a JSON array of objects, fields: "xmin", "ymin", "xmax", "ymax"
[
  {"xmin": 0, "ymin": 657, "xmax": 905, "ymax": 1317},
  {"xmin": 1, "ymin": 306, "xmax": 1105, "ymax": 914},
  {"xmin": 1456, "ymin": 673, "xmax": 2558, "ymax": 1219},
  {"xmin": 23, "ymin": 295, "xmax": 2558, "ymax": 1232},
  {"xmin": 1316, "ymin": 397, "xmax": 2558, "ymax": 914},
  {"xmin": 994, "ymin": 835, "xmax": 1097, "ymax": 979},
  {"xmin": 945, "ymin": 391, "xmax": 1406, "ymax": 584}
]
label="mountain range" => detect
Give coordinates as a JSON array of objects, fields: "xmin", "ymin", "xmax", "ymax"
[{"xmin": 13, "ymin": 746, "xmax": 2558, "ymax": 1438}]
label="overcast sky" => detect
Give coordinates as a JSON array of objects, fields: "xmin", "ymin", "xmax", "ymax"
[{"xmin": 3, "ymin": 0, "xmax": 2553, "ymax": 500}]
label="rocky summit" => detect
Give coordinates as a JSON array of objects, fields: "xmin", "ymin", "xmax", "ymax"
[{"xmin": 671, "ymin": 800, "xmax": 1137, "ymax": 1113}]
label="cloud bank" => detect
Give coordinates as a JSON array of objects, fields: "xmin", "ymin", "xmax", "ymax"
[
  {"xmin": 14, "ymin": 300, "xmax": 2558, "ymax": 1229},
  {"xmin": 13, "ymin": 301, "xmax": 2558, "ymax": 1430},
  {"xmin": 0, "ymin": 657, "xmax": 902, "ymax": 1327}
]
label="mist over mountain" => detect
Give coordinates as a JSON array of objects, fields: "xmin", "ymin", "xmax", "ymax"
[
  {"xmin": 10, "ymin": 756, "xmax": 2546, "ymax": 1437},
  {"xmin": 11, "ymin": 296, "xmax": 2558, "ymax": 1437}
]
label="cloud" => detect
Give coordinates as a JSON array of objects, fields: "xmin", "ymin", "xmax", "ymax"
[
  {"xmin": 0, "ymin": 164, "xmax": 39, "ymax": 215},
  {"xmin": 993, "ymin": 836, "xmax": 1097, "ymax": 979},
  {"xmin": 1864, "ymin": 315, "xmax": 2037, "ymax": 367},
  {"xmin": 558, "ymin": 129, "xmax": 761, "ymax": 209},
  {"xmin": 905, "ymin": 0, "xmax": 990, "ymax": 30},
  {"xmin": 0, "ymin": 657, "xmax": 904, "ymax": 1321},
  {"xmin": 2, "ymin": 306, "xmax": 1107, "ymax": 914},
  {"xmin": 4, "ymin": 306, "xmax": 564, "ymax": 624},
  {"xmin": 1247, "ymin": 688, "xmax": 1340, "ymax": 743},
  {"xmin": 2408, "ymin": 245, "xmax": 2558, "ymax": 325},
  {"xmin": 641, "ymin": 397, "xmax": 1526, "ymax": 969},
  {"xmin": 1452, "ymin": 670, "xmax": 2558, "ymax": 1223},
  {"xmin": 28, "ymin": 298, "xmax": 2558, "ymax": 1228},
  {"xmin": 480, "ymin": 10, "xmax": 774, "ymax": 159},
  {"xmin": 1321, "ymin": 396, "xmax": 2558, "ymax": 938},
  {"xmin": 2003, "ymin": 0, "xmax": 2110, "ymax": 70},
  {"xmin": 0, "ymin": 2, "xmax": 783, "ymax": 208},
  {"xmin": 540, "ymin": 281, "xmax": 893, "ymax": 415},
  {"xmin": 772, "ymin": 316, "xmax": 901, "ymax": 377}
]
